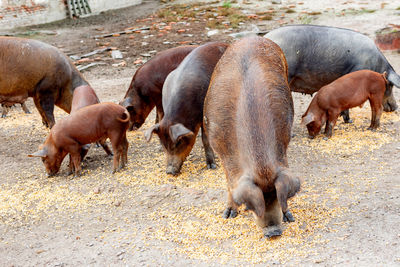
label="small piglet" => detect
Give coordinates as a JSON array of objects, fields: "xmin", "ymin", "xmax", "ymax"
[
  {"xmin": 302, "ymin": 70, "xmax": 388, "ymax": 138},
  {"xmin": 29, "ymin": 102, "xmax": 130, "ymax": 176}
]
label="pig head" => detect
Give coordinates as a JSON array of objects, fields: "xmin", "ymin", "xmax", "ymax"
[
  {"xmin": 28, "ymin": 136, "xmax": 67, "ymax": 177},
  {"xmin": 145, "ymin": 122, "xmax": 197, "ymax": 175}
]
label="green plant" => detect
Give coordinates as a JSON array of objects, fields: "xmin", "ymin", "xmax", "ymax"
[
  {"xmin": 299, "ymin": 15, "xmax": 312, "ymax": 24},
  {"xmin": 222, "ymin": 1, "xmax": 232, "ymax": 8}
]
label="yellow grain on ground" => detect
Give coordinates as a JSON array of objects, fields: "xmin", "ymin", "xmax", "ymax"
[{"xmin": 294, "ymin": 106, "xmax": 399, "ymax": 155}]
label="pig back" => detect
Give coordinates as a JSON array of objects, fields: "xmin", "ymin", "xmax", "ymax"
[
  {"xmin": 205, "ymin": 36, "xmax": 293, "ymax": 179},
  {"xmin": 0, "ymin": 37, "xmax": 72, "ymax": 96},
  {"xmin": 265, "ymin": 25, "xmax": 395, "ymax": 94},
  {"xmin": 162, "ymin": 42, "xmax": 228, "ymax": 129},
  {"xmin": 51, "ymin": 102, "xmax": 129, "ymax": 145}
]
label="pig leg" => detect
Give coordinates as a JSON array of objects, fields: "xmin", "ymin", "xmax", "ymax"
[
  {"xmin": 274, "ymin": 168, "xmax": 301, "ymax": 223},
  {"xmin": 155, "ymin": 107, "xmax": 163, "ymax": 124},
  {"xmin": 33, "ymin": 95, "xmax": 55, "ymax": 128},
  {"xmin": 121, "ymin": 136, "xmax": 129, "ymax": 167},
  {"xmin": 80, "ymin": 144, "xmax": 91, "ymax": 161},
  {"xmin": 368, "ymin": 97, "xmax": 383, "ymax": 130},
  {"xmin": 325, "ymin": 111, "xmax": 339, "ymax": 137},
  {"xmin": 70, "ymin": 152, "xmax": 82, "ymax": 177},
  {"xmin": 201, "ymin": 126, "xmax": 217, "ymax": 169},
  {"xmin": 68, "ymin": 154, "xmax": 75, "ymax": 175},
  {"xmin": 21, "ymin": 103, "xmax": 31, "ymax": 114},
  {"xmin": 340, "ymin": 110, "xmax": 352, "ymax": 123},
  {"xmin": 1, "ymin": 105, "xmax": 10, "ymax": 118},
  {"xmin": 110, "ymin": 135, "xmax": 124, "ymax": 173},
  {"xmin": 99, "ymin": 139, "xmax": 113, "ymax": 156},
  {"xmin": 223, "ymin": 189, "xmax": 238, "ymax": 219}
]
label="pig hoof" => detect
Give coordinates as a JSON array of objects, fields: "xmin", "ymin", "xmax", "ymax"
[
  {"xmin": 223, "ymin": 207, "xmax": 238, "ymax": 219},
  {"xmin": 207, "ymin": 162, "xmax": 217, "ymax": 169},
  {"xmin": 166, "ymin": 166, "xmax": 179, "ymax": 176},
  {"xmin": 308, "ymin": 135, "xmax": 315, "ymax": 139},
  {"xmin": 344, "ymin": 119, "xmax": 353, "ymax": 123},
  {"xmin": 367, "ymin": 126, "xmax": 377, "ymax": 131},
  {"xmin": 1, "ymin": 115, "xmax": 6, "ymax": 118},
  {"xmin": 283, "ymin": 210, "xmax": 295, "ymax": 222},
  {"xmin": 263, "ymin": 226, "xmax": 282, "ymax": 238}
]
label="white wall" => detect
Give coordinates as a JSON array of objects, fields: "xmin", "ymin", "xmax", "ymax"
[{"xmin": 0, "ymin": 0, "xmax": 142, "ymax": 31}]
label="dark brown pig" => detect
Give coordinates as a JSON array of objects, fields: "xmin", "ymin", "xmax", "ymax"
[
  {"xmin": 28, "ymin": 103, "xmax": 130, "ymax": 176},
  {"xmin": 204, "ymin": 36, "xmax": 300, "ymax": 238},
  {"xmin": 301, "ymin": 70, "xmax": 388, "ymax": 138},
  {"xmin": 0, "ymin": 37, "xmax": 93, "ymax": 128},
  {"xmin": 1, "ymin": 101, "xmax": 30, "ymax": 118},
  {"xmin": 144, "ymin": 42, "xmax": 228, "ymax": 175},
  {"xmin": 120, "ymin": 45, "xmax": 197, "ymax": 130}
]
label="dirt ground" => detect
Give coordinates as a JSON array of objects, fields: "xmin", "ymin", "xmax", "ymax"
[{"xmin": 1, "ymin": 0, "xmax": 400, "ymax": 266}]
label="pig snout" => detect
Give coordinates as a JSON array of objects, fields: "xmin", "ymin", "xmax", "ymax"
[
  {"xmin": 254, "ymin": 199, "xmax": 283, "ymax": 238},
  {"xmin": 165, "ymin": 156, "xmax": 183, "ymax": 176},
  {"xmin": 383, "ymin": 94, "xmax": 398, "ymax": 112}
]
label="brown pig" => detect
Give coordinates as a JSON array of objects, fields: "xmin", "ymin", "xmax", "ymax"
[
  {"xmin": 28, "ymin": 103, "xmax": 130, "ymax": 176},
  {"xmin": 301, "ymin": 70, "xmax": 388, "ymax": 138},
  {"xmin": 145, "ymin": 42, "xmax": 228, "ymax": 175},
  {"xmin": 69, "ymin": 85, "xmax": 113, "ymax": 168},
  {"xmin": 204, "ymin": 36, "xmax": 301, "ymax": 238},
  {"xmin": 0, "ymin": 37, "xmax": 93, "ymax": 128},
  {"xmin": 120, "ymin": 45, "xmax": 197, "ymax": 130}
]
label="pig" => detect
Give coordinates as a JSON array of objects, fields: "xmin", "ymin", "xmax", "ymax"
[
  {"xmin": 28, "ymin": 102, "xmax": 130, "ymax": 176},
  {"xmin": 265, "ymin": 25, "xmax": 400, "ymax": 122},
  {"xmin": 68, "ymin": 85, "xmax": 113, "ymax": 171},
  {"xmin": 1, "ymin": 102, "xmax": 30, "ymax": 118},
  {"xmin": 119, "ymin": 45, "xmax": 198, "ymax": 131},
  {"xmin": 301, "ymin": 70, "xmax": 388, "ymax": 138},
  {"xmin": 204, "ymin": 36, "xmax": 300, "ymax": 238},
  {"xmin": 0, "ymin": 37, "xmax": 94, "ymax": 128},
  {"xmin": 144, "ymin": 42, "xmax": 228, "ymax": 175}
]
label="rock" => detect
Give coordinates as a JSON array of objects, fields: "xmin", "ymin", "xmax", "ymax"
[
  {"xmin": 207, "ymin": 29, "xmax": 219, "ymax": 37},
  {"xmin": 111, "ymin": 50, "xmax": 123, "ymax": 59}
]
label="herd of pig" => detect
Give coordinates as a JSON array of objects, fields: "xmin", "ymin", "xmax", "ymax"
[{"xmin": 1, "ymin": 24, "xmax": 400, "ymax": 238}]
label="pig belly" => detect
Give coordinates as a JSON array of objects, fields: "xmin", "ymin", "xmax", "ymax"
[{"xmin": 0, "ymin": 94, "xmax": 29, "ymax": 105}]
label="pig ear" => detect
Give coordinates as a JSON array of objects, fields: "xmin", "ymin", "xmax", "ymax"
[
  {"xmin": 169, "ymin": 123, "xmax": 194, "ymax": 144},
  {"xmin": 301, "ymin": 113, "xmax": 315, "ymax": 126},
  {"xmin": 144, "ymin": 123, "xmax": 160, "ymax": 142},
  {"xmin": 28, "ymin": 148, "xmax": 48, "ymax": 158},
  {"xmin": 233, "ymin": 177, "xmax": 265, "ymax": 218},
  {"xmin": 274, "ymin": 168, "xmax": 301, "ymax": 213}
]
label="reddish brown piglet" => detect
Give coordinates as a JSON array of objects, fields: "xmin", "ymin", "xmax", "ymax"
[
  {"xmin": 145, "ymin": 42, "xmax": 228, "ymax": 175},
  {"xmin": 119, "ymin": 45, "xmax": 197, "ymax": 130},
  {"xmin": 28, "ymin": 102, "xmax": 130, "ymax": 176},
  {"xmin": 69, "ymin": 85, "xmax": 113, "ymax": 170},
  {"xmin": 302, "ymin": 70, "xmax": 388, "ymax": 138},
  {"xmin": 204, "ymin": 36, "xmax": 300, "ymax": 238}
]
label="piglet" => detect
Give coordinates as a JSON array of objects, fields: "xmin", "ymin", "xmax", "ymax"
[
  {"xmin": 302, "ymin": 70, "xmax": 388, "ymax": 138},
  {"xmin": 29, "ymin": 102, "xmax": 129, "ymax": 176},
  {"xmin": 71, "ymin": 85, "xmax": 113, "ymax": 160}
]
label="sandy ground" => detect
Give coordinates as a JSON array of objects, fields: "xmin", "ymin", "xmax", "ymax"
[{"xmin": 1, "ymin": 0, "xmax": 400, "ymax": 266}]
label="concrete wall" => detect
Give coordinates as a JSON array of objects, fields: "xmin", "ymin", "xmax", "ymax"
[{"xmin": 0, "ymin": 0, "xmax": 142, "ymax": 31}]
